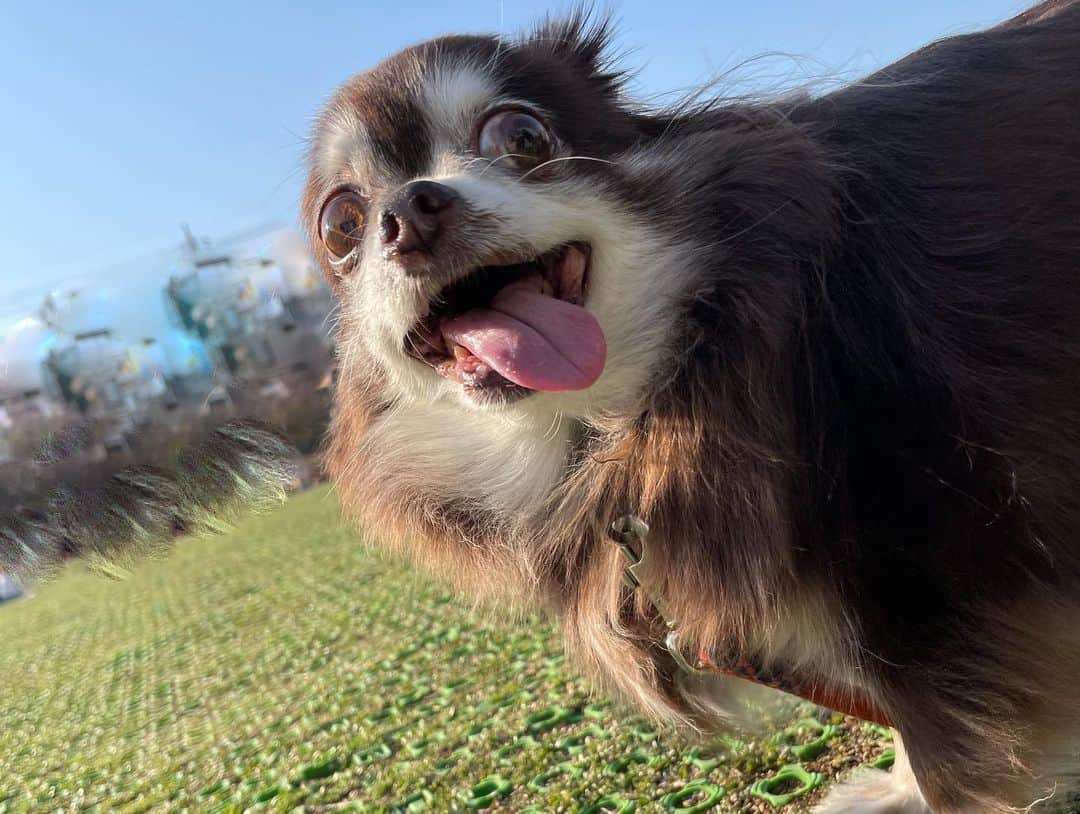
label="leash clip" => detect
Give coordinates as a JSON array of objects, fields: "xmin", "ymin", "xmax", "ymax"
[
  {"xmin": 608, "ymin": 517, "xmax": 894, "ymax": 726},
  {"xmin": 610, "ymin": 514, "xmax": 705, "ymax": 675}
]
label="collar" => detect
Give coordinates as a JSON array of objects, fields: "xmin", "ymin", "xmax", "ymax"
[{"xmin": 609, "ymin": 515, "xmax": 893, "ymax": 729}]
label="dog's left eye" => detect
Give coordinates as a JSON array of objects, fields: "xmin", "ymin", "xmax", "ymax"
[{"xmin": 477, "ymin": 109, "xmax": 553, "ymax": 170}]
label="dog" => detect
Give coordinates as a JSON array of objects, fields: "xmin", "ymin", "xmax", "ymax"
[{"xmin": 302, "ymin": 3, "xmax": 1080, "ymax": 811}]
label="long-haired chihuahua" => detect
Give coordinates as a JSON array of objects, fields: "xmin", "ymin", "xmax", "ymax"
[{"xmin": 302, "ymin": 3, "xmax": 1080, "ymax": 810}]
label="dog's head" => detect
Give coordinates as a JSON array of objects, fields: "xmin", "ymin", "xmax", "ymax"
[
  {"xmin": 303, "ymin": 17, "xmax": 840, "ymax": 723},
  {"xmin": 302, "ymin": 17, "xmax": 693, "ymax": 426},
  {"xmin": 303, "ymin": 13, "xmax": 831, "ymax": 573}
]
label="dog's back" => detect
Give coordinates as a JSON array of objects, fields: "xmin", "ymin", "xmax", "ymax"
[{"xmin": 794, "ymin": 5, "xmax": 1080, "ymax": 810}]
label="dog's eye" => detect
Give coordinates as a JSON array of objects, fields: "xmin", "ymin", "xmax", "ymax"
[
  {"xmin": 319, "ymin": 190, "xmax": 367, "ymax": 262},
  {"xmin": 477, "ymin": 109, "xmax": 553, "ymax": 170}
]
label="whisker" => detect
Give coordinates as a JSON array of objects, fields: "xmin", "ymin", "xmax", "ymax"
[
  {"xmin": 479, "ymin": 153, "xmax": 531, "ymax": 177},
  {"xmin": 404, "ymin": 331, "xmax": 427, "ymax": 361},
  {"xmin": 463, "ymin": 156, "xmax": 492, "ymax": 172},
  {"xmin": 518, "ymin": 155, "xmax": 618, "ymax": 182},
  {"xmin": 320, "ymin": 302, "xmax": 342, "ymax": 334},
  {"xmin": 543, "ymin": 409, "xmax": 564, "ymax": 443}
]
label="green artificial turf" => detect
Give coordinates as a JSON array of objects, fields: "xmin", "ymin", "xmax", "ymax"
[{"xmin": 0, "ymin": 486, "xmax": 893, "ymax": 812}]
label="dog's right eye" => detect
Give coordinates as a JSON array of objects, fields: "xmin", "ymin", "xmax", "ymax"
[{"xmin": 319, "ymin": 190, "xmax": 367, "ymax": 263}]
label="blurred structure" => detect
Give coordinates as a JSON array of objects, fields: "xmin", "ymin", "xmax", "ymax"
[
  {"xmin": 46, "ymin": 332, "xmax": 168, "ymax": 416},
  {"xmin": 0, "ymin": 225, "xmax": 334, "ymax": 510},
  {"xmin": 164, "ymin": 227, "xmax": 333, "ymax": 386}
]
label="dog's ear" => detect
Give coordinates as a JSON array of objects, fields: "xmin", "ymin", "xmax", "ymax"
[{"xmin": 523, "ymin": 10, "xmax": 626, "ymax": 98}]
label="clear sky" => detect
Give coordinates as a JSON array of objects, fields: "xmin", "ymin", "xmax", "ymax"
[{"xmin": 1, "ymin": 0, "xmax": 1024, "ymax": 319}]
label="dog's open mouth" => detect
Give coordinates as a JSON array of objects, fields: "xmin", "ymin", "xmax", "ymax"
[{"xmin": 404, "ymin": 243, "xmax": 606, "ymax": 396}]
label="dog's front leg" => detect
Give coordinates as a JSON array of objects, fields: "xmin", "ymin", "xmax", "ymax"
[{"xmin": 815, "ymin": 731, "xmax": 932, "ymax": 814}]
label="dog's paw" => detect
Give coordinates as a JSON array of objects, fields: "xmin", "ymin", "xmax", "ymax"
[{"xmin": 814, "ymin": 768, "xmax": 932, "ymax": 814}]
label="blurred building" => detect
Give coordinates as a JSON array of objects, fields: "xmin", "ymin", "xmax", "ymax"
[
  {"xmin": 165, "ymin": 231, "xmax": 333, "ymax": 386},
  {"xmin": 0, "ymin": 225, "xmax": 334, "ymax": 467},
  {"xmin": 46, "ymin": 331, "xmax": 169, "ymax": 415}
]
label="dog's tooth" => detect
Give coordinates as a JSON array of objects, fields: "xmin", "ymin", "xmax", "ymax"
[
  {"xmin": 560, "ymin": 245, "xmax": 587, "ymax": 303},
  {"xmin": 565, "ymin": 244, "xmax": 586, "ymax": 276}
]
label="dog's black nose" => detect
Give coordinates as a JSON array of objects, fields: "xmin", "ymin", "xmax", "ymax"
[{"xmin": 379, "ymin": 180, "xmax": 461, "ymax": 261}]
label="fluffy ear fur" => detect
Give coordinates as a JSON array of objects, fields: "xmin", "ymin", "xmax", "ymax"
[{"xmin": 523, "ymin": 10, "xmax": 627, "ymax": 100}]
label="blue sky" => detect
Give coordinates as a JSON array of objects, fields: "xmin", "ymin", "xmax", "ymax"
[{"xmin": 1, "ymin": 0, "xmax": 1024, "ymax": 319}]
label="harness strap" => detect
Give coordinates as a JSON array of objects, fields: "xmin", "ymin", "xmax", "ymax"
[{"xmin": 610, "ymin": 515, "xmax": 893, "ymax": 729}]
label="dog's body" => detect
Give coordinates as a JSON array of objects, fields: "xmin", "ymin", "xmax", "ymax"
[{"xmin": 304, "ymin": 3, "xmax": 1080, "ymax": 810}]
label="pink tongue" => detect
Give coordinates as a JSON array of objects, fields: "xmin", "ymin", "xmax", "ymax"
[{"xmin": 441, "ymin": 274, "xmax": 606, "ymax": 391}]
